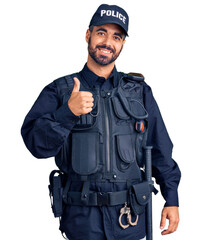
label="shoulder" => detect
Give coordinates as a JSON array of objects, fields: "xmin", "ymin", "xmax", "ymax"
[
  {"xmin": 51, "ymin": 72, "xmax": 77, "ymax": 95},
  {"xmin": 122, "ymin": 71, "xmax": 155, "ymax": 102},
  {"xmin": 119, "ymin": 71, "xmax": 152, "ymax": 90},
  {"xmin": 54, "ymin": 73, "xmax": 78, "ymax": 86},
  {"xmin": 37, "ymin": 73, "xmax": 76, "ymax": 100}
]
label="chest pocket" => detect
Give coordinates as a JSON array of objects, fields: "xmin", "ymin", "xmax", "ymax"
[
  {"xmin": 111, "ymin": 97, "xmax": 130, "ymax": 120},
  {"xmin": 71, "ymin": 93, "xmax": 100, "ymax": 175},
  {"xmin": 71, "ymin": 132, "xmax": 99, "ymax": 175},
  {"xmin": 116, "ymin": 87, "xmax": 148, "ymax": 120}
]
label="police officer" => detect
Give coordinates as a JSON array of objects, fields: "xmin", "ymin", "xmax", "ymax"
[{"xmin": 21, "ymin": 4, "xmax": 181, "ymax": 240}]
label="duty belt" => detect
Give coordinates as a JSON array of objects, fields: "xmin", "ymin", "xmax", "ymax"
[{"xmin": 63, "ymin": 190, "xmax": 128, "ymax": 206}]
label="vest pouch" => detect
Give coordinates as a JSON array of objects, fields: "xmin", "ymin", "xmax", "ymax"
[
  {"xmin": 129, "ymin": 181, "xmax": 151, "ymax": 215},
  {"xmin": 48, "ymin": 170, "xmax": 64, "ymax": 218},
  {"xmin": 117, "ymin": 87, "xmax": 148, "ymax": 120},
  {"xmin": 116, "ymin": 134, "xmax": 136, "ymax": 171},
  {"xmin": 128, "ymin": 99, "xmax": 148, "ymax": 119},
  {"xmin": 111, "ymin": 97, "xmax": 130, "ymax": 120},
  {"xmin": 72, "ymin": 132, "xmax": 99, "ymax": 175}
]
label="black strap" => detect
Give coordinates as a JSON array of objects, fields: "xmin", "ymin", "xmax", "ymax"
[
  {"xmin": 62, "ymin": 179, "xmax": 71, "ymax": 204},
  {"xmin": 81, "ymin": 181, "xmax": 90, "ymax": 205},
  {"xmin": 149, "ymin": 181, "xmax": 158, "ymax": 195},
  {"xmin": 54, "ymin": 73, "xmax": 77, "ymax": 104},
  {"xmin": 64, "ymin": 75, "xmax": 74, "ymax": 92},
  {"xmin": 65, "ymin": 190, "xmax": 128, "ymax": 206}
]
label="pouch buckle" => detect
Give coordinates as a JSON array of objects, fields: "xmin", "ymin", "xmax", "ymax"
[{"xmin": 97, "ymin": 192, "xmax": 109, "ymax": 206}]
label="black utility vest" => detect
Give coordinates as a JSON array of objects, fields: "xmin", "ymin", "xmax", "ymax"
[{"xmin": 55, "ymin": 73, "xmax": 148, "ymax": 184}]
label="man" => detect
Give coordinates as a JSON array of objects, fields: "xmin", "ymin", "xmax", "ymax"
[{"xmin": 21, "ymin": 4, "xmax": 181, "ymax": 240}]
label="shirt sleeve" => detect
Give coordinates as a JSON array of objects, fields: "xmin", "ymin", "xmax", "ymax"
[
  {"xmin": 21, "ymin": 81, "xmax": 79, "ymax": 159},
  {"xmin": 143, "ymin": 83, "xmax": 181, "ymax": 207}
]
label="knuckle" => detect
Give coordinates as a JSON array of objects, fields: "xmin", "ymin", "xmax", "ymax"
[{"xmin": 81, "ymin": 101, "xmax": 86, "ymax": 107}]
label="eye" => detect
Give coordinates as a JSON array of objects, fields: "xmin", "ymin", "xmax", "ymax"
[
  {"xmin": 113, "ymin": 36, "xmax": 121, "ymax": 41},
  {"xmin": 97, "ymin": 31, "xmax": 105, "ymax": 36}
]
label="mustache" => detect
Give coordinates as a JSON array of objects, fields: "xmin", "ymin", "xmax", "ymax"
[{"xmin": 96, "ymin": 45, "xmax": 115, "ymax": 54}]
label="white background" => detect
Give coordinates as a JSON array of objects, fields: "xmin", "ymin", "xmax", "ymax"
[{"xmin": 1, "ymin": 0, "xmax": 202, "ymax": 239}]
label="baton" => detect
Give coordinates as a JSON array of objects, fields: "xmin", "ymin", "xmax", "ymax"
[{"xmin": 144, "ymin": 146, "xmax": 153, "ymax": 240}]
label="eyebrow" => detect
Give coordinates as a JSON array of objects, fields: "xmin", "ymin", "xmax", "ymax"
[
  {"xmin": 114, "ymin": 32, "xmax": 123, "ymax": 39},
  {"xmin": 96, "ymin": 28, "xmax": 123, "ymax": 39},
  {"xmin": 96, "ymin": 28, "xmax": 108, "ymax": 33}
]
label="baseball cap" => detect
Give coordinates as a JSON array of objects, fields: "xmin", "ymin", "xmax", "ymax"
[{"xmin": 89, "ymin": 4, "xmax": 129, "ymax": 36}]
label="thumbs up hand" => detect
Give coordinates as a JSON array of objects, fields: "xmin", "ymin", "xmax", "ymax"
[
  {"xmin": 68, "ymin": 77, "xmax": 94, "ymax": 116},
  {"xmin": 72, "ymin": 77, "xmax": 80, "ymax": 93}
]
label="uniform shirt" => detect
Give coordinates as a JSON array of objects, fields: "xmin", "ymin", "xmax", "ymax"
[{"xmin": 21, "ymin": 64, "xmax": 181, "ymax": 239}]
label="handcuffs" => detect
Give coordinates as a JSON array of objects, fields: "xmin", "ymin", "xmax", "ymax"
[{"xmin": 119, "ymin": 202, "xmax": 139, "ymax": 229}]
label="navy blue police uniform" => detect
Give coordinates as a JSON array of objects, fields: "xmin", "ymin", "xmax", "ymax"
[
  {"xmin": 21, "ymin": 4, "xmax": 181, "ymax": 240},
  {"xmin": 21, "ymin": 64, "xmax": 181, "ymax": 240}
]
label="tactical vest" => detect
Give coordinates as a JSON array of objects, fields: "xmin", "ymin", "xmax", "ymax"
[{"xmin": 49, "ymin": 72, "xmax": 158, "ymax": 220}]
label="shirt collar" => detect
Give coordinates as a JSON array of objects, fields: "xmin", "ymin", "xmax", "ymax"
[{"xmin": 79, "ymin": 63, "xmax": 118, "ymax": 88}]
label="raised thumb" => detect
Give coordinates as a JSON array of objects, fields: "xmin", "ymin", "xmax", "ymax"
[{"xmin": 72, "ymin": 77, "xmax": 80, "ymax": 92}]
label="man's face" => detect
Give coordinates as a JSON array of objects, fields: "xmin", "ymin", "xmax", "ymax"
[{"xmin": 86, "ymin": 23, "xmax": 126, "ymax": 66}]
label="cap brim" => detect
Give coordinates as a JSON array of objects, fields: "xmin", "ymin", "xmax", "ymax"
[{"xmin": 91, "ymin": 19, "xmax": 129, "ymax": 36}]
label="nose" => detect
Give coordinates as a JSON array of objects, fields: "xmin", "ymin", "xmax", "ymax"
[{"xmin": 102, "ymin": 35, "xmax": 112, "ymax": 48}]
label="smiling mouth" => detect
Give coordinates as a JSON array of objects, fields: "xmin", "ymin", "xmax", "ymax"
[{"xmin": 98, "ymin": 48, "xmax": 112, "ymax": 55}]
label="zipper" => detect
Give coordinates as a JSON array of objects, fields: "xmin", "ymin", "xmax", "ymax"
[{"xmin": 103, "ymin": 92, "xmax": 111, "ymax": 173}]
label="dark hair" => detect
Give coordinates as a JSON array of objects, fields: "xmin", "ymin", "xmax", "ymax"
[
  {"xmin": 89, "ymin": 25, "xmax": 94, "ymax": 32},
  {"xmin": 89, "ymin": 25, "xmax": 126, "ymax": 40}
]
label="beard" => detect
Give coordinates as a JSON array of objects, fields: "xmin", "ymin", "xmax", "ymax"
[{"xmin": 88, "ymin": 36, "xmax": 123, "ymax": 66}]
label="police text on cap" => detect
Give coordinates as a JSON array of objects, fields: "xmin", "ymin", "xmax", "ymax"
[{"xmin": 100, "ymin": 9, "xmax": 126, "ymax": 24}]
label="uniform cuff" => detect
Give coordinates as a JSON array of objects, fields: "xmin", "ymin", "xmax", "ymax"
[
  {"xmin": 163, "ymin": 190, "xmax": 179, "ymax": 207},
  {"xmin": 54, "ymin": 103, "xmax": 80, "ymax": 128}
]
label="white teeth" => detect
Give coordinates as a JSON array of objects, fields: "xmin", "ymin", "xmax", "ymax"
[{"xmin": 100, "ymin": 49, "xmax": 110, "ymax": 54}]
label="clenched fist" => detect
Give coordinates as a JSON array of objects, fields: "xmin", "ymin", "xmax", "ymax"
[{"xmin": 68, "ymin": 77, "xmax": 94, "ymax": 116}]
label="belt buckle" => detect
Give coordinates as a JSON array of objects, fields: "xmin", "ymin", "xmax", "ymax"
[{"xmin": 97, "ymin": 192, "xmax": 109, "ymax": 206}]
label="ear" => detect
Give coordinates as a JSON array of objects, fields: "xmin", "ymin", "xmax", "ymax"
[
  {"xmin": 86, "ymin": 29, "xmax": 91, "ymax": 43},
  {"xmin": 122, "ymin": 39, "xmax": 126, "ymax": 46}
]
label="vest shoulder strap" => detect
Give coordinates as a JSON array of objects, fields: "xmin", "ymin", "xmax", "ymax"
[
  {"xmin": 127, "ymin": 72, "xmax": 145, "ymax": 82},
  {"xmin": 54, "ymin": 73, "xmax": 77, "ymax": 103}
]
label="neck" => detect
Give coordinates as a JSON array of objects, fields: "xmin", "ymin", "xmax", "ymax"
[{"xmin": 87, "ymin": 55, "xmax": 115, "ymax": 79}]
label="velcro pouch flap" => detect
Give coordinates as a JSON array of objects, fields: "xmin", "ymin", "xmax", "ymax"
[
  {"xmin": 132, "ymin": 181, "xmax": 151, "ymax": 206},
  {"xmin": 111, "ymin": 97, "xmax": 130, "ymax": 120},
  {"xmin": 129, "ymin": 99, "xmax": 148, "ymax": 118},
  {"xmin": 116, "ymin": 134, "xmax": 135, "ymax": 163}
]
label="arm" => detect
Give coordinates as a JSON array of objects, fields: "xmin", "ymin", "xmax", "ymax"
[
  {"xmin": 21, "ymin": 80, "xmax": 79, "ymax": 158},
  {"xmin": 143, "ymin": 83, "xmax": 181, "ymax": 235},
  {"xmin": 21, "ymin": 77, "xmax": 94, "ymax": 159}
]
